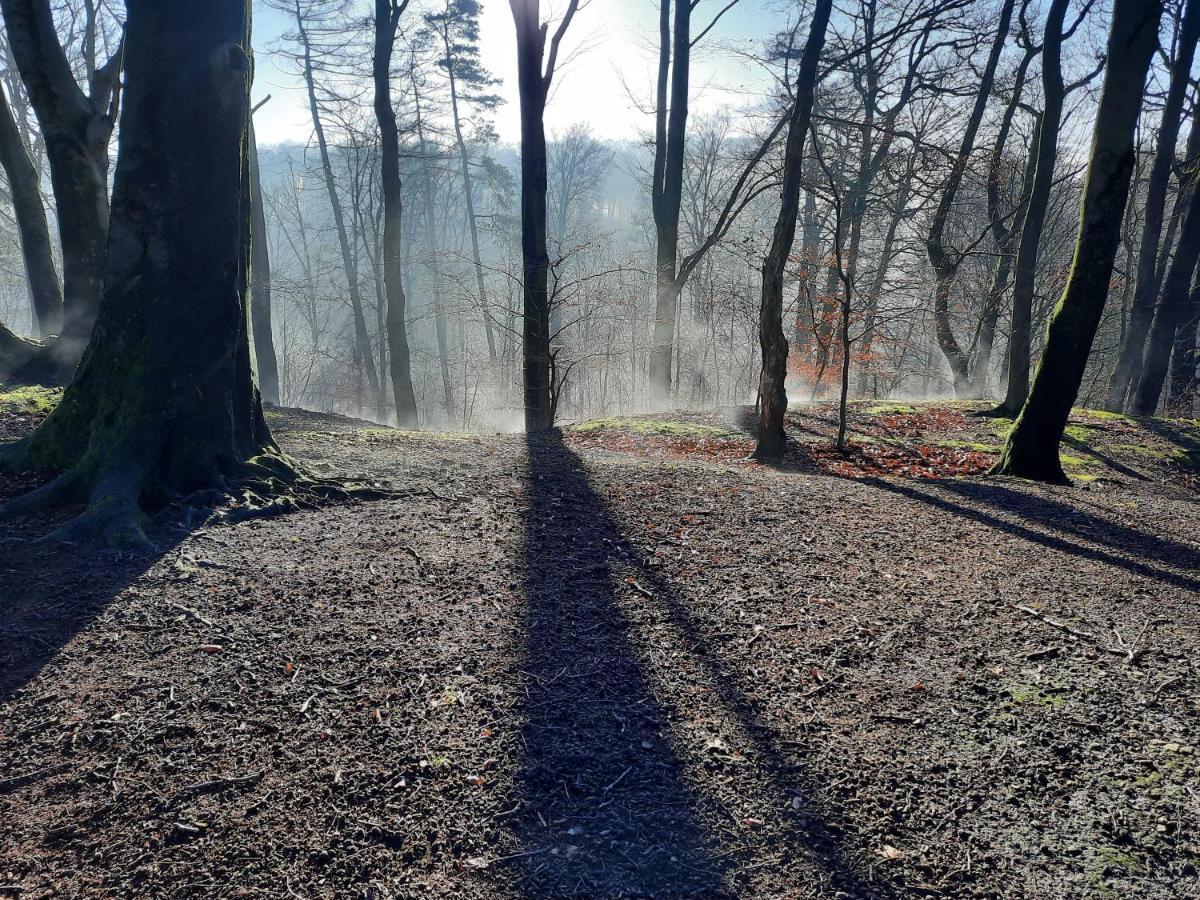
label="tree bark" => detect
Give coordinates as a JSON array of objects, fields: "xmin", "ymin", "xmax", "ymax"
[
  {"xmin": 248, "ymin": 119, "xmax": 280, "ymax": 406},
  {"xmin": 996, "ymin": 0, "xmax": 1069, "ymax": 416},
  {"xmin": 1128, "ymin": 158, "xmax": 1200, "ymax": 415},
  {"xmin": 647, "ymin": 0, "xmax": 691, "ymax": 403},
  {"xmin": 0, "ymin": 78, "xmax": 61, "ymax": 338},
  {"xmin": 992, "ymin": 0, "xmax": 1161, "ymax": 482},
  {"xmin": 753, "ymin": 0, "xmax": 832, "ymax": 461},
  {"xmin": 925, "ymin": 0, "xmax": 1015, "ymax": 395},
  {"xmin": 0, "ymin": 0, "xmax": 297, "ymax": 546},
  {"xmin": 0, "ymin": 0, "xmax": 121, "ymax": 375},
  {"xmin": 373, "ymin": 0, "xmax": 418, "ymax": 427},
  {"xmin": 510, "ymin": 0, "xmax": 579, "ymax": 431},
  {"xmin": 1105, "ymin": 0, "xmax": 1200, "ymax": 411}
]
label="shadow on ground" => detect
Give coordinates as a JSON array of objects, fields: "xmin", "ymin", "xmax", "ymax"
[{"xmin": 514, "ymin": 430, "xmax": 890, "ymax": 897}]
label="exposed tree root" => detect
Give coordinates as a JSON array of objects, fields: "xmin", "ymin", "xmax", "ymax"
[
  {"xmin": 0, "ymin": 323, "xmax": 76, "ymax": 386},
  {"xmin": 0, "ymin": 437, "xmax": 394, "ymax": 549}
]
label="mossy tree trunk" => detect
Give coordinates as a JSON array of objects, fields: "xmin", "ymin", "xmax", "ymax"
[
  {"xmin": 992, "ymin": 0, "xmax": 1162, "ymax": 482},
  {"xmin": 373, "ymin": 0, "xmax": 418, "ymax": 427},
  {"xmin": 0, "ymin": 76, "xmax": 62, "ymax": 339},
  {"xmin": 996, "ymin": 0, "xmax": 1069, "ymax": 416},
  {"xmin": 752, "ymin": 0, "xmax": 832, "ymax": 461},
  {"xmin": 1105, "ymin": 0, "xmax": 1200, "ymax": 411},
  {"xmin": 0, "ymin": 0, "xmax": 122, "ymax": 378},
  {"xmin": 0, "ymin": 0, "xmax": 296, "ymax": 546}
]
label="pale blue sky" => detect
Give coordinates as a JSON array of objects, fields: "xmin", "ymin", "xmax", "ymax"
[{"xmin": 250, "ymin": 0, "xmax": 781, "ymax": 146}]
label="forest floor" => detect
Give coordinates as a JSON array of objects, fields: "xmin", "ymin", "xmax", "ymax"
[{"xmin": 2, "ymin": 389, "xmax": 1199, "ymax": 899}]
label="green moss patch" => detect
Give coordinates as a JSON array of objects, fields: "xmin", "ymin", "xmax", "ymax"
[
  {"xmin": 0, "ymin": 385, "xmax": 62, "ymax": 415},
  {"xmin": 570, "ymin": 417, "xmax": 733, "ymax": 437}
]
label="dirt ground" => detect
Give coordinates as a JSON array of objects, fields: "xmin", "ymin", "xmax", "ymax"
[{"xmin": 2, "ymin": 397, "xmax": 1199, "ymax": 899}]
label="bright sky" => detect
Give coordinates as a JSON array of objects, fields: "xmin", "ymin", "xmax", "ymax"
[{"xmin": 251, "ymin": 0, "xmax": 779, "ymax": 147}]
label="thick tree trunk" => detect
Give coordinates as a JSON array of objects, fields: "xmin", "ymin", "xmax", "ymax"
[
  {"xmin": 753, "ymin": 0, "xmax": 832, "ymax": 461},
  {"xmin": 926, "ymin": 0, "xmax": 1015, "ymax": 395},
  {"xmin": 373, "ymin": 0, "xmax": 418, "ymax": 427},
  {"xmin": 248, "ymin": 120, "xmax": 280, "ymax": 405},
  {"xmin": 992, "ymin": 0, "xmax": 1161, "ymax": 482},
  {"xmin": 996, "ymin": 0, "xmax": 1069, "ymax": 416},
  {"xmin": 0, "ymin": 0, "xmax": 300, "ymax": 546},
  {"xmin": 1128, "ymin": 163, "xmax": 1200, "ymax": 414},
  {"xmin": 0, "ymin": 0, "xmax": 121, "ymax": 375},
  {"xmin": 0, "ymin": 79, "xmax": 61, "ymax": 338},
  {"xmin": 1105, "ymin": 0, "xmax": 1200, "ymax": 411}
]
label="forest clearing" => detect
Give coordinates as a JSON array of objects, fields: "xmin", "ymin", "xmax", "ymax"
[
  {"xmin": 2, "ymin": 392, "xmax": 1198, "ymax": 898},
  {"xmin": 2, "ymin": 0, "xmax": 1200, "ymax": 896}
]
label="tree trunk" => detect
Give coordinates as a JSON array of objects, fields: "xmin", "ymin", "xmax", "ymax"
[
  {"xmin": 926, "ymin": 0, "xmax": 1015, "ymax": 395},
  {"xmin": 373, "ymin": 0, "xmax": 418, "ymax": 427},
  {"xmin": 248, "ymin": 119, "xmax": 280, "ymax": 405},
  {"xmin": 443, "ymin": 36, "xmax": 498, "ymax": 365},
  {"xmin": 969, "ymin": 42, "xmax": 1037, "ymax": 400},
  {"xmin": 647, "ymin": 0, "xmax": 691, "ymax": 404},
  {"xmin": 1105, "ymin": 0, "xmax": 1200, "ymax": 411},
  {"xmin": 1128, "ymin": 160, "xmax": 1200, "ymax": 414},
  {"xmin": 753, "ymin": 0, "xmax": 832, "ymax": 461},
  {"xmin": 292, "ymin": 0, "xmax": 381, "ymax": 408},
  {"xmin": 0, "ymin": 0, "xmax": 121, "ymax": 376},
  {"xmin": 1167, "ymin": 275, "xmax": 1200, "ymax": 413},
  {"xmin": 509, "ymin": 0, "xmax": 578, "ymax": 430},
  {"xmin": 996, "ymin": 0, "xmax": 1069, "ymax": 416},
  {"xmin": 0, "ymin": 77, "xmax": 61, "ymax": 338},
  {"xmin": 0, "ymin": 0, "xmax": 299, "ymax": 546},
  {"xmin": 992, "ymin": 0, "xmax": 1161, "ymax": 482}
]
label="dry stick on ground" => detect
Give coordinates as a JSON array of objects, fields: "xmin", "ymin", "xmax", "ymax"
[{"xmin": 1015, "ymin": 605, "xmax": 1150, "ymax": 663}]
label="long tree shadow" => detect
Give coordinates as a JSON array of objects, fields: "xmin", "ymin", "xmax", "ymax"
[
  {"xmin": 517, "ymin": 431, "xmax": 892, "ymax": 897},
  {"xmin": 863, "ymin": 478, "xmax": 1200, "ymax": 592}
]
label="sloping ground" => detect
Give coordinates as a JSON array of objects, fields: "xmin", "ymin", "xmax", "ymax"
[{"xmin": 1, "ymin": 395, "xmax": 1198, "ymax": 899}]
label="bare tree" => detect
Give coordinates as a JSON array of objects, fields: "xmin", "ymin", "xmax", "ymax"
[
  {"xmin": 754, "ymin": 0, "xmax": 833, "ymax": 461},
  {"xmin": 993, "ymin": 0, "xmax": 1161, "ymax": 482}
]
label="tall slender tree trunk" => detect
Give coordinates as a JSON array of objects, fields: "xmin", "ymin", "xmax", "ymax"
[
  {"xmin": 0, "ymin": 0, "xmax": 122, "ymax": 377},
  {"xmin": 292, "ymin": 0, "xmax": 381, "ymax": 408},
  {"xmin": 510, "ymin": 0, "xmax": 580, "ymax": 430},
  {"xmin": 442, "ymin": 38, "xmax": 498, "ymax": 364},
  {"xmin": 926, "ymin": 0, "xmax": 1015, "ymax": 395},
  {"xmin": 0, "ymin": 79, "xmax": 61, "ymax": 338},
  {"xmin": 970, "ymin": 43, "xmax": 1038, "ymax": 400},
  {"xmin": 373, "ymin": 0, "xmax": 418, "ymax": 427},
  {"xmin": 1128, "ymin": 162, "xmax": 1200, "ymax": 414},
  {"xmin": 992, "ymin": 0, "xmax": 1162, "ymax": 482},
  {"xmin": 857, "ymin": 156, "xmax": 912, "ymax": 396},
  {"xmin": 753, "ymin": 0, "xmax": 832, "ymax": 461},
  {"xmin": 996, "ymin": 0, "xmax": 1069, "ymax": 416},
  {"xmin": 647, "ymin": 0, "xmax": 692, "ymax": 404},
  {"xmin": 1105, "ymin": 0, "xmax": 1200, "ymax": 410},
  {"xmin": 248, "ymin": 119, "xmax": 280, "ymax": 405},
  {"xmin": 0, "ymin": 0, "xmax": 300, "ymax": 546}
]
